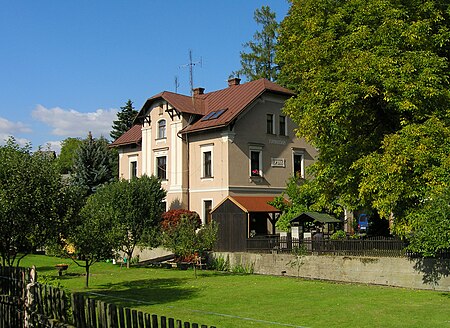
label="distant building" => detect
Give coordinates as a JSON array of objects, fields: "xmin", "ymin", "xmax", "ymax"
[{"xmin": 111, "ymin": 78, "xmax": 317, "ymax": 230}]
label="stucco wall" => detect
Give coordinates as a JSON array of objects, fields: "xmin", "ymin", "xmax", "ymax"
[{"xmin": 213, "ymin": 252, "xmax": 450, "ymax": 291}]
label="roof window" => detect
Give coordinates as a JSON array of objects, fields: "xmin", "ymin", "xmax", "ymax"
[{"xmin": 201, "ymin": 108, "xmax": 227, "ymax": 121}]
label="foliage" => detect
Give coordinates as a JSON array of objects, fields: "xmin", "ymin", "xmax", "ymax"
[
  {"xmin": 0, "ymin": 138, "xmax": 63, "ymax": 266},
  {"xmin": 230, "ymin": 261, "xmax": 255, "ymax": 274},
  {"xmin": 330, "ymin": 230, "xmax": 347, "ymax": 240},
  {"xmin": 233, "ymin": 5, "xmax": 279, "ymax": 81},
  {"xmin": 110, "ymin": 99, "xmax": 138, "ymax": 141},
  {"xmin": 64, "ymin": 186, "xmax": 121, "ymax": 288},
  {"xmin": 162, "ymin": 217, "xmax": 217, "ymax": 261},
  {"xmin": 71, "ymin": 132, "xmax": 116, "ymax": 196},
  {"xmin": 355, "ymin": 118, "xmax": 450, "ymax": 255},
  {"xmin": 161, "ymin": 209, "xmax": 201, "ymax": 231},
  {"xmin": 209, "ymin": 255, "xmax": 230, "ymax": 272},
  {"xmin": 56, "ymin": 137, "xmax": 82, "ymax": 174},
  {"xmin": 91, "ymin": 175, "xmax": 166, "ymax": 268},
  {"xmin": 277, "ymin": 0, "xmax": 450, "ymax": 254}
]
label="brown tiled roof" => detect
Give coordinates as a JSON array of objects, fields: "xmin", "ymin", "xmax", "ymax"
[
  {"xmin": 181, "ymin": 79, "xmax": 294, "ymax": 134},
  {"xmin": 221, "ymin": 196, "xmax": 281, "ymax": 213},
  {"xmin": 110, "ymin": 124, "xmax": 142, "ymax": 147}
]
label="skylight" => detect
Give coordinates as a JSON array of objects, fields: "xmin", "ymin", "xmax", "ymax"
[{"xmin": 201, "ymin": 108, "xmax": 227, "ymax": 121}]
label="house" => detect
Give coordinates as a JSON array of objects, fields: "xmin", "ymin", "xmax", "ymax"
[{"xmin": 111, "ymin": 77, "xmax": 317, "ymax": 234}]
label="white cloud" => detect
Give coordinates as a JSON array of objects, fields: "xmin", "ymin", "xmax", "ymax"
[
  {"xmin": 0, "ymin": 116, "xmax": 32, "ymax": 146},
  {"xmin": 32, "ymin": 105, "xmax": 118, "ymax": 139},
  {"xmin": 39, "ymin": 140, "xmax": 63, "ymax": 154}
]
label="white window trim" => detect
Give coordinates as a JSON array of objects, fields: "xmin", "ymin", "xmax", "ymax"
[
  {"xmin": 202, "ymin": 199, "xmax": 213, "ymax": 225},
  {"xmin": 154, "ymin": 149, "xmax": 168, "ymax": 182},
  {"xmin": 128, "ymin": 155, "xmax": 138, "ymax": 180},
  {"xmin": 200, "ymin": 144, "xmax": 214, "ymax": 180},
  {"xmin": 249, "ymin": 145, "xmax": 263, "ymax": 177},
  {"xmin": 157, "ymin": 119, "xmax": 167, "ymax": 140},
  {"xmin": 293, "ymin": 150, "xmax": 305, "ymax": 178}
]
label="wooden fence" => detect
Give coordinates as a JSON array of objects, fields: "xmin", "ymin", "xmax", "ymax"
[
  {"xmin": 247, "ymin": 236, "xmax": 408, "ymax": 257},
  {"xmin": 0, "ymin": 265, "xmax": 216, "ymax": 328}
]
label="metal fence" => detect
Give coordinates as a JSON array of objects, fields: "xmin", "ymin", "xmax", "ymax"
[{"xmin": 247, "ymin": 236, "xmax": 408, "ymax": 257}]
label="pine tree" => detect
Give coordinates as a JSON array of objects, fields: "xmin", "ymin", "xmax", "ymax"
[
  {"xmin": 110, "ymin": 99, "xmax": 138, "ymax": 141},
  {"xmin": 71, "ymin": 132, "xmax": 115, "ymax": 195},
  {"xmin": 234, "ymin": 6, "xmax": 279, "ymax": 82}
]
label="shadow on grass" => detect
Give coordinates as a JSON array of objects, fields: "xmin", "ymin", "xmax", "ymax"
[{"xmin": 81, "ymin": 277, "xmax": 198, "ymax": 308}]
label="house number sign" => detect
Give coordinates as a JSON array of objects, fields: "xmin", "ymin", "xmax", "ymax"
[{"xmin": 271, "ymin": 158, "xmax": 286, "ymax": 167}]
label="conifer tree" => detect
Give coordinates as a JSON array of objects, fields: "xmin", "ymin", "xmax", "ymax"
[
  {"xmin": 71, "ymin": 132, "xmax": 115, "ymax": 195},
  {"xmin": 110, "ymin": 99, "xmax": 138, "ymax": 141}
]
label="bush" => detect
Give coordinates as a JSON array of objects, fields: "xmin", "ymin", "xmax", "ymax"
[
  {"xmin": 330, "ymin": 230, "xmax": 347, "ymax": 240},
  {"xmin": 161, "ymin": 209, "xmax": 201, "ymax": 231}
]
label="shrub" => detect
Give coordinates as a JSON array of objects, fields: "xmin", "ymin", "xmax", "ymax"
[{"xmin": 161, "ymin": 209, "xmax": 201, "ymax": 231}]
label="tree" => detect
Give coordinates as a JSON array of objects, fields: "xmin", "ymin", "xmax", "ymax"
[
  {"xmin": 233, "ymin": 6, "xmax": 279, "ymax": 81},
  {"xmin": 65, "ymin": 188, "xmax": 119, "ymax": 288},
  {"xmin": 276, "ymin": 0, "xmax": 450, "ymax": 253},
  {"xmin": 71, "ymin": 132, "xmax": 116, "ymax": 196},
  {"xmin": 98, "ymin": 175, "xmax": 166, "ymax": 268},
  {"xmin": 355, "ymin": 118, "xmax": 450, "ymax": 255},
  {"xmin": 0, "ymin": 138, "xmax": 62, "ymax": 266},
  {"xmin": 56, "ymin": 137, "xmax": 82, "ymax": 174},
  {"xmin": 110, "ymin": 99, "xmax": 138, "ymax": 141}
]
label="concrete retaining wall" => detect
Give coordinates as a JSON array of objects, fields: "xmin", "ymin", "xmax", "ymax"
[{"xmin": 213, "ymin": 252, "xmax": 450, "ymax": 291}]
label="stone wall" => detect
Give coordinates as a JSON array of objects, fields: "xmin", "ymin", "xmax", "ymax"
[{"xmin": 212, "ymin": 252, "xmax": 450, "ymax": 291}]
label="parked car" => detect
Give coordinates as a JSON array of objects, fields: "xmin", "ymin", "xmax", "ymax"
[{"xmin": 358, "ymin": 214, "xmax": 369, "ymax": 233}]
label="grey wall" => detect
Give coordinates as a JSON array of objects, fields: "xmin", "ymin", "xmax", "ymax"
[{"xmin": 213, "ymin": 252, "xmax": 450, "ymax": 292}]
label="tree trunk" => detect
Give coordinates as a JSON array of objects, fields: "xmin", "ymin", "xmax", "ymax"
[{"xmin": 85, "ymin": 260, "xmax": 90, "ymax": 288}]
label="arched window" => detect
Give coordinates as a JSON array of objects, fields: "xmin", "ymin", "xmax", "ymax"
[{"xmin": 158, "ymin": 119, "xmax": 166, "ymax": 139}]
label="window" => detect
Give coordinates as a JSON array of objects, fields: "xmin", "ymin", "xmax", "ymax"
[
  {"xmin": 250, "ymin": 150, "xmax": 262, "ymax": 176},
  {"xmin": 203, "ymin": 151, "xmax": 212, "ymax": 178},
  {"xmin": 157, "ymin": 119, "xmax": 166, "ymax": 139},
  {"xmin": 130, "ymin": 161, "xmax": 137, "ymax": 179},
  {"xmin": 279, "ymin": 115, "xmax": 287, "ymax": 136},
  {"xmin": 203, "ymin": 200, "xmax": 212, "ymax": 224},
  {"xmin": 156, "ymin": 156, "xmax": 167, "ymax": 180},
  {"xmin": 266, "ymin": 114, "xmax": 274, "ymax": 134},
  {"xmin": 293, "ymin": 151, "xmax": 304, "ymax": 178}
]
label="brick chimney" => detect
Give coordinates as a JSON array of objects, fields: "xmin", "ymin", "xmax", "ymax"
[
  {"xmin": 228, "ymin": 77, "xmax": 241, "ymax": 87},
  {"xmin": 193, "ymin": 87, "xmax": 205, "ymax": 95}
]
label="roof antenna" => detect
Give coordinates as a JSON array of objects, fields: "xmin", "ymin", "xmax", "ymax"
[
  {"xmin": 174, "ymin": 75, "xmax": 180, "ymax": 94},
  {"xmin": 180, "ymin": 49, "xmax": 202, "ymax": 96}
]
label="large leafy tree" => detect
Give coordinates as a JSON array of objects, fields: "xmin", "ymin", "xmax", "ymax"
[
  {"xmin": 234, "ymin": 6, "xmax": 279, "ymax": 81},
  {"xmin": 276, "ymin": 0, "xmax": 450, "ymax": 254},
  {"xmin": 98, "ymin": 175, "xmax": 166, "ymax": 268},
  {"xmin": 0, "ymin": 138, "xmax": 62, "ymax": 266},
  {"xmin": 110, "ymin": 99, "xmax": 138, "ymax": 141},
  {"xmin": 71, "ymin": 132, "xmax": 116, "ymax": 196}
]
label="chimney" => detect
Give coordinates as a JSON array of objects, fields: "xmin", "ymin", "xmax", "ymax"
[
  {"xmin": 228, "ymin": 77, "xmax": 241, "ymax": 87},
  {"xmin": 193, "ymin": 87, "xmax": 205, "ymax": 95}
]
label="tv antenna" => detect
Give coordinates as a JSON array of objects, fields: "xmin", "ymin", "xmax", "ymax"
[
  {"xmin": 174, "ymin": 75, "xmax": 180, "ymax": 93},
  {"xmin": 180, "ymin": 49, "xmax": 202, "ymax": 95}
]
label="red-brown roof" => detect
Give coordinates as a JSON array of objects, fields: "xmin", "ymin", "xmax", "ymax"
[
  {"xmin": 132, "ymin": 79, "xmax": 293, "ymax": 134},
  {"xmin": 110, "ymin": 124, "xmax": 142, "ymax": 147},
  {"xmin": 181, "ymin": 79, "xmax": 294, "ymax": 134},
  {"xmin": 216, "ymin": 196, "xmax": 281, "ymax": 213}
]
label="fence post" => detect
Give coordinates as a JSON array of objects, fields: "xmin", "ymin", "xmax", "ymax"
[{"xmin": 24, "ymin": 266, "xmax": 37, "ymax": 328}]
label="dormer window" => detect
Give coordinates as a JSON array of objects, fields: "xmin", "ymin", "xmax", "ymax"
[{"xmin": 157, "ymin": 119, "xmax": 166, "ymax": 139}]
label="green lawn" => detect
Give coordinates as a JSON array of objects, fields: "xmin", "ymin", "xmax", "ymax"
[{"xmin": 19, "ymin": 254, "xmax": 450, "ymax": 328}]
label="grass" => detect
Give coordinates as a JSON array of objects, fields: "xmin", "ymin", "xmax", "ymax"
[{"xmin": 19, "ymin": 254, "xmax": 450, "ymax": 328}]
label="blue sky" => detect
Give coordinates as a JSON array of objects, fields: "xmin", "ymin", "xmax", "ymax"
[{"xmin": 0, "ymin": 1, "xmax": 289, "ymax": 152}]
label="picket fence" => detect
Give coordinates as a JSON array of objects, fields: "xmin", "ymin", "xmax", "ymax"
[{"xmin": 0, "ymin": 265, "xmax": 215, "ymax": 328}]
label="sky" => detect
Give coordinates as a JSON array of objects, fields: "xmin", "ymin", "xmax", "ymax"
[{"xmin": 0, "ymin": 1, "xmax": 290, "ymax": 153}]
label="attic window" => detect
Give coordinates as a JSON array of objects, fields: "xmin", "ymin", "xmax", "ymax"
[{"xmin": 201, "ymin": 108, "xmax": 227, "ymax": 121}]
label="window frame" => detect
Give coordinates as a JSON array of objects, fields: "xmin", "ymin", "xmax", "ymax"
[
  {"xmin": 156, "ymin": 155, "xmax": 167, "ymax": 181},
  {"xmin": 130, "ymin": 160, "xmax": 137, "ymax": 179},
  {"xmin": 157, "ymin": 119, "xmax": 167, "ymax": 139},
  {"xmin": 249, "ymin": 147, "xmax": 263, "ymax": 177},
  {"xmin": 293, "ymin": 150, "xmax": 304, "ymax": 178},
  {"xmin": 200, "ymin": 144, "xmax": 214, "ymax": 179},
  {"xmin": 266, "ymin": 114, "xmax": 275, "ymax": 135},
  {"xmin": 279, "ymin": 115, "xmax": 287, "ymax": 136},
  {"xmin": 202, "ymin": 199, "xmax": 213, "ymax": 225}
]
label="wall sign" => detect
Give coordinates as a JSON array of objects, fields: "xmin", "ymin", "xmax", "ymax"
[{"xmin": 271, "ymin": 158, "xmax": 286, "ymax": 167}]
